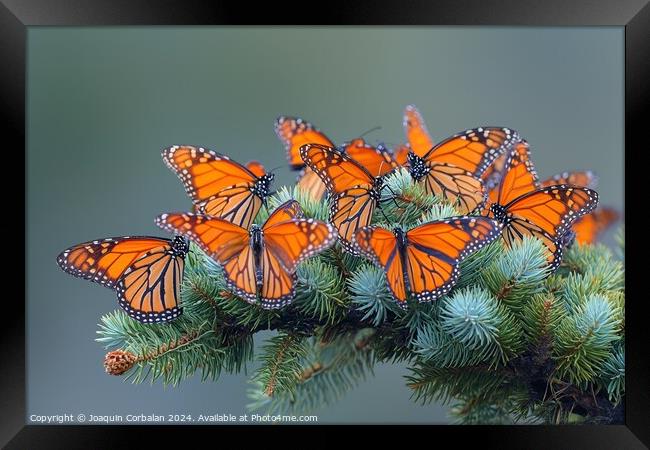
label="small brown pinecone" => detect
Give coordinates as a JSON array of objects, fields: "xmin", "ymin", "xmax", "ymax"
[{"xmin": 104, "ymin": 349, "xmax": 137, "ymax": 376}]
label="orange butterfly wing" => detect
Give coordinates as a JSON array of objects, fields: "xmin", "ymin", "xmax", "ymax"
[
  {"xmin": 500, "ymin": 186, "xmax": 599, "ymax": 270},
  {"xmin": 422, "ymin": 127, "xmax": 519, "ymax": 177},
  {"xmin": 494, "ymin": 140, "xmax": 539, "ymax": 207},
  {"xmin": 353, "ymin": 227, "xmax": 407, "ymax": 304},
  {"xmin": 116, "ymin": 248, "xmax": 185, "ymax": 323},
  {"xmin": 275, "ymin": 116, "xmax": 335, "ymax": 170},
  {"xmin": 541, "ymin": 171, "xmax": 597, "ymax": 189},
  {"xmin": 162, "ymin": 146, "xmax": 269, "ymax": 228},
  {"xmin": 344, "ymin": 139, "xmax": 399, "ymax": 178},
  {"xmin": 403, "ymin": 105, "xmax": 435, "ymax": 157},
  {"xmin": 57, "ymin": 237, "xmax": 172, "ymax": 288},
  {"xmin": 392, "ymin": 143, "xmax": 411, "ymax": 166},
  {"xmin": 300, "ymin": 143, "xmax": 375, "ymax": 192},
  {"xmin": 572, "ymin": 207, "xmax": 619, "ymax": 245},
  {"xmin": 259, "ymin": 201, "xmax": 336, "ymax": 307},
  {"xmin": 405, "ymin": 217, "xmax": 503, "ymax": 302},
  {"xmin": 296, "ymin": 168, "xmax": 328, "ymax": 201},
  {"xmin": 264, "ymin": 214, "xmax": 336, "ymax": 274},
  {"xmin": 301, "ymin": 143, "xmax": 379, "ymax": 252},
  {"xmin": 155, "ymin": 213, "xmax": 257, "ymax": 303},
  {"xmin": 419, "ymin": 162, "xmax": 487, "ymax": 215},
  {"xmin": 57, "ymin": 236, "xmax": 188, "ymax": 323},
  {"xmin": 330, "ymin": 187, "xmax": 378, "ymax": 254},
  {"xmin": 245, "ymin": 160, "xmax": 266, "ymax": 178}
]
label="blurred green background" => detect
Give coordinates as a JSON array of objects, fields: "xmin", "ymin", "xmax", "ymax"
[{"xmin": 27, "ymin": 27, "xmax": 623, "ymax": 424}]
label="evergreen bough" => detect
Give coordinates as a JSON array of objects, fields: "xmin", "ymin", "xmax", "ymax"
[{"xmin": 96, "ymin": 171, "xmax": 624, "ymax": 424}]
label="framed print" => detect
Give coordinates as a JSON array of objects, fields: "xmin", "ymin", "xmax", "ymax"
[{"xmin": 3, "ymin": 0, "xmax": 648, "ymax": 447}]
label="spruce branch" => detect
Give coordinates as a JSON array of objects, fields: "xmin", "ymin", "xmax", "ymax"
[
  {"xmin": 292, "ymin": 259, "xmax": 349, "ymax": 325},
  {"xmin": 480, "ymin": 237, "xmax": 549, "ymax": 312},
  {"xmin": 267, "ymin": 185, "xmax": 329, "ymax": 221},
  {"xmin": 248, "ymin": 329, "xmax": 375, "ymax": 413},
  {"xmin": 598, "ymin": 344, "xmax": 625, "ymax": 405},
  {"xmin": 348, "ymin": 264, "xmax": 403, "ymax": 326},
  {"xmin": 439, "ymin": 286, "xmax": 524, "ymax": 366},
  {"xmin": 91, "ymin": 166, "xmax": 625, "ymax": 425},
  {"xmin": 520, "ymin": 293, "xmax": 566, "ymax": 347},
  {"xmin": 553, "ymin": 294, "xmax": 622, "ymax": 384},
  {"xmin": 253, "ymin": 333, "xmax": 308, "ymax": 397}
]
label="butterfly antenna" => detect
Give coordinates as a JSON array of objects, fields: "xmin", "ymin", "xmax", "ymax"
[
  {"xmin": 358, "ymin": 125, "xmax": 382, "ymax": 139},
  {"xmin": 268, "ymin": 164, "xmax": 288, "ymax": 174}
]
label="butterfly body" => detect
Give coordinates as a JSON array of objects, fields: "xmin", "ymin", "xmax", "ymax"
[
  {"xmin": 405, "ymin": 151, "xmax": 430, "ymax": 181},
  {"xmin": 250, "ymin": 173, "xmax": 275, "ymax": 203},
  {"xmin": 57, "ymin": 235, "xmax": 189, "ymax": 323},
  {"xmin": 248, "ymin": 224, "xmax": 265, "ymax": 287},
  {"xmin": 489, "ymin": 203, "xmax": 509, "ymax": 224}
]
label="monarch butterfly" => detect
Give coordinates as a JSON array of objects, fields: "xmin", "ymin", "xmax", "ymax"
[
  {"xmin": 488, "ymin": 146, "xmax": 599, "ymax": 271},
  {"xmin": 275, "ymin": 116, "xmax": 401, "ymax": 200},
  {"xmin": 155, "ymin": 200, "xmax": 336, "ymax": 308},
  {"xmin": 540, "ymin": 170, "xmax": 597, "ymax": 189},
  {"xmin": 275, "ymin": 116, "xmax": 336, "ymax": 201},
  {"xmin": 300, "ymin": 143, "xmax": 397, "ymax": 254},
  {"xmin": 56, "ymin": 235, "xmax": 189, "ymax": 323},
  {"xmin": 403, "ymin": 104, "xmax": 435, "ymax": 157},
  {"xmin": 162, "ymin": 145, "xmax": 274, "ymax": 229},
  {"xmin": 571, "ymin": 207, "xmax": 620, "ymax": 245},
  {"xmin": 353, "ymin": 216, "xmax": 503, "ymax": 306},
  {"xmin": 483, "ymin": 140, "xmax": 537, "ymax": 214}
]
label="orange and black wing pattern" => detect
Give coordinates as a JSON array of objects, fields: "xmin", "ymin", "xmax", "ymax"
[
  {"xmin": 541, "ymin": 171, "xmax": 597, "ymax": 189},
  {"xmin": 403, "ymin": 105, "xmax": 435, "ymax": 157},
  {"xmin": 116, "ymin": 245, "xmax": 186, "ymax": 323},
  {"xmin": 572, "ymin": 207, "xmax": 619, "ymax": 245},
  {"xmin": 421, "ymin": 127, "xmax": 520, "ymax": 178},
  {"xmin": 260, "ymin": 200, "xmax": 337, "ymax": 307},
  {"xmin": 405, "ymin": 217, "xmax": 503, "ymax": 302},
  {"xmin": 155, "ymin": 212, "xmax": 257, "ymax": 304},
  {"xmin": 343, "ymin": 139, "xmax": 399, "ymax": 178},
  {"xmin": 156, "ymin": 202, "xmax": 335, "ymax": 309},
  {"xmin": 417, "ymin": 162, "xmax": 487, "ymax": 215},
  {"xmin": 57, "ymin": 237, "xmax": 172, "ymax": 288},
  {"xmin": 301, "ymin": 143, "xmax": 379, "ymax": 253},
  {"xmin": 56, "ymin": 236, "xmax": 188, "ymax": 323},
  {"xmin": 353, "ymin": 227, "xmax": 407, "ymax": 304},
  {"xmin": 300, "ymin": 143, "xmax": 375, "ymax": 192},
  {"xmin": 162, "ymin": 145, "xmax": 273, "ymax": 228},
  {"xmin": 496, "ymin": 186, "xmax": 599, "ymax": 271},
  {"xmin": 353, "ymin": 217, "xmax": 503, "ymax": 307},
  {"xmin": 493, "ymin": 140, "xmax": 539, "ymax": 207},
  {"xmin": 275, "ymin": 116, "xmax": 335, "ymax": 170}
]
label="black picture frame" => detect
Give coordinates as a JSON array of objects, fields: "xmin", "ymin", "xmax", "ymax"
[{"xmin": 3, "ymin": 0, "xmax": 648, "ymax": 447}]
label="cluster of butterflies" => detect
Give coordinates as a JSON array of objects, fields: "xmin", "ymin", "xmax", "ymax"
[{"xmin": 57, "ymin": 105, "xmax": 618, "ymax": 324}]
